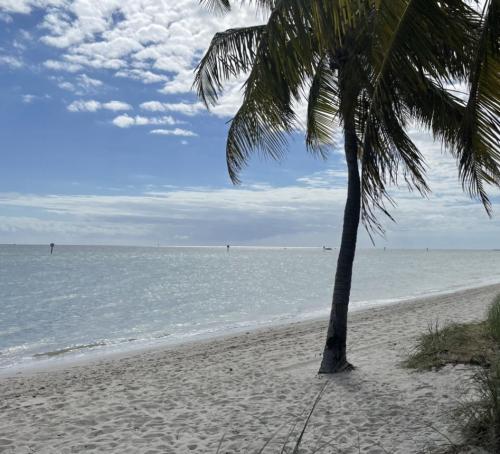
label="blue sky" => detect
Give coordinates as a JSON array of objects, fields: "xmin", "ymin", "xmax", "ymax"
[{"xmin": 0, "ymin": 0, "xmax": 498, "ymax": 248}]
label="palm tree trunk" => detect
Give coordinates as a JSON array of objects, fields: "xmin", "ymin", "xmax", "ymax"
[{"xmin": 318, "ymin": 115, "xmax": 360, "ymax": 374}]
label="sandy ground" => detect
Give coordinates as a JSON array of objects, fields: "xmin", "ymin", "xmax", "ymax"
[{"xmin": 1, "ymin": 283, "xmax": 500, "ymax": 454}]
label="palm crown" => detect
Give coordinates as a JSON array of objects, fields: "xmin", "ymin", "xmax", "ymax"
[{"xmin": 195, "ymin": 0, "xmax": 499, "ymax": 230}]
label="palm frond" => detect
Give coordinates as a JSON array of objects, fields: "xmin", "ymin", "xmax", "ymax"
[
  {"xmin": 194, "ymin": 26, "xmax": 265, "ymax": 107},
  {"xmin": 305, "ymin": 54, "xmax": 340, "ymax": 156},
  {"xmin": 361, "ymin": 103, "xmax": 429, "ymax": 233},
  {"xmin": 196, "ymin": 0, "xmax": 376, "ymax": 108},
  {"xmin": 200, "ymin": 0, "xmax": 231, "ymax": 14},
  {"xmin": 224, "ymin": 22, "xmax": 299, "ymax": 183},
  {"xmin": 457, "ymin": 0, "xmax": 500, "ymax": 214},
  {"xmin": 200, "ymin": 0, "xmax": 376, "ymax": 31},
  {"xmin": 308, "ymin": 0, "xmax": 375, "ymax": 48},
  {"xmin": 226, "ymin": 96, "xmax": 296, "ymax": 183},
  {"xmin": 222, "ymin": 0, "xmax": 327, "ymax": 183},
  {"xmin": 402, "ymin": 76, "xmax": 465, "ymax": 145},
  {"xmin": 359, "ymin": 0, "xmax": 478, "ymax": 229}
]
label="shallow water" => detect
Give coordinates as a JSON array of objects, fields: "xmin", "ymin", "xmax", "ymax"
[{"xmin": 1, "ymin": 245, "xmax": 499, "ymax": 370}]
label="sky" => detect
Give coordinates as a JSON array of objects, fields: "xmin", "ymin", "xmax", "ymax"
[{"xmin": 0, "ymin": 0, "xmax": 498, "ymax": 248}]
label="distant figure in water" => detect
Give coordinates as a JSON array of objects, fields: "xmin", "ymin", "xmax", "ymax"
[
  {"xmin": 50, "ymin": 243, "xmax": 55, "ymax": 255},
  {"xmin": 226, "ymin": 244, "xmax": 230, "ymax": 252}
]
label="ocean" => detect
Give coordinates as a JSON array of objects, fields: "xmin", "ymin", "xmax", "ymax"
[{"xmin": 1, "ymin": 245, "xmax": 499, "ymax": 371}]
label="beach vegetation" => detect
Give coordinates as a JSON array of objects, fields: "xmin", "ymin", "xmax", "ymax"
[
  {"xmin": 487, "ymin": 294, "xmax": 500, "ymax": 342},
  {"xmin": 404, "ymin": 321, "xmax": 495, "ymax": 370},
  {"xmin": 195, "ymin": 0, "xmax": 500, "ymax": 373},
  {"xmin": 457, "ymin": 362, "xmax": 500, "ymax": 452},
  {"xmin": 407, "ymin": 295, "xmax": 500, "ymax": 452}
]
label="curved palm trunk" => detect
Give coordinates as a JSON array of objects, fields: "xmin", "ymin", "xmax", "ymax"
[{"xmin": 319, "ymin": 116, "xmax": 360, "ymax": 374}]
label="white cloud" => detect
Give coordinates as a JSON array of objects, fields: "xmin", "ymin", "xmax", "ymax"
[
  {"xmin": 30, "ymin": 1, "xmax": 260, "ymax": 100},
  {"xmin": 77, "ymin": 74, "xmax": 102, "ymax": 89},
  {"xmin": 0, "ymin": 215, "xmax": 149, "ymax": 243},
  {"xmin": 150, "ymin": 128, "xmax": 197, "ymax": 137},
  {"xmin": 103, "ymin": 100, "xmax": 131, "ymax": 111},
  {"xmin": 57, "ymin": 80, "xmax": 75, "ymax": 91},
  {"xmin": 55, "ymin": 74, "xmax": 103, "ymax": 94},
  {"xmin": 296, "ymin": 169, "xmax": 348, "ymax": 188},
  {"xmin": 21, "ymin": 93, "xmax": 50, "ymax": 103},
  {"xmin": 139, "ymin": 101, "xmax": 167, "ymax": 112},
  {"xmin": 150, "ymin": 81, "xmax": 246, "ymax": 119},
  {"xmin": 67, "ymin": 100, "xmax": 101, "ymax": 112},
  {"xmin": 22, "ymin": 94, "xmax": 36, "ymax": 103},
  {"xmin": 115, "ymin": 69, "xmax": 168, "ymax": 84},
  {"xmin": 0, "ymin": 152, "xmax": 497, "ymax": 246},
  {"xmin": 68, "ymin": 99, "xmax": 132, "ymax": 112},
  {"xmin": 5, "ymin": 0, "xmax": 490, "ymax": 134},
  {"xmin": 77, "ymin": 37, "xmax": 144, "ymax": 60},
  {"xmin": 112, "ymin": 114, "xmax": 178, "ymax": 128},
  {"xmin": 0, "ymin": 1, "xmax": 64, "ymax": 14},
  {"xmin": 44, "ymin": 59, "xmax": 82, "ymax": 72},
  {"xmin": 0, "ymin": 11, "xmax": 12, "ymax": 21},
  {"xmin": 0, "ymin": 185, "xmax": 349, "ymax": 245},
  {"xmin": 11, "ymin": 29, "xmax": 33, "ymax": 53},
  {"xmin": 208, "ymin": 80, "xmax": 246, "ymax": 118},
  {"xmin": 140, "ymin": 101, "xmax": 205, "ymax": 116},
  {"xmin": 3, "ymin": 0, "xmax": 264, "ymax": 127},
  {"xmin": 158, "ymin": 69, "xmax": 194, "ymax": 95},
  {"xmin": 0, "ymin": 54, "xmax": 23, "ymax": 68},
  {"xmin": 112, "ymin": 114, "xmax": 135, "ymax": 128}
]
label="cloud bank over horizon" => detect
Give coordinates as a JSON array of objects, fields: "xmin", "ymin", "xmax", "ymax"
[{"xmin": 1, "ymin": 135, "xmax": 499, "ymax": 248}]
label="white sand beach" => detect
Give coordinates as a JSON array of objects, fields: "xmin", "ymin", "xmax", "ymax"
[{"xmin": 1, "ymin": 283, "xmax": 500, "ymax": 453}]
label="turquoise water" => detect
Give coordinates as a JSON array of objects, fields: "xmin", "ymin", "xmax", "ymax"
[{"xmin": 1, "ymin": 245, "xmax": 499, "ymax": 370}]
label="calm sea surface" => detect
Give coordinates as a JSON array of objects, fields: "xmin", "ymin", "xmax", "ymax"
[{"xmin": 1, "ymin": 245, "xmax": 500, "ymax": 370}]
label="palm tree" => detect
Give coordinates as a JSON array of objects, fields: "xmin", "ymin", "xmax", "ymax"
[{"xmin": 194, "ymin": 0, "xmax": 500, "ymax": 373}]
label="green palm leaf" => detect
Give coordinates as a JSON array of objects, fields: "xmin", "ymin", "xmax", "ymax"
[
  {"xmin": 200, "ymin": 0, "xmax": 231, "ymax": 14},
  {"xmin": 224, "ymin": 24, "xmax": 298, "ymax": 183},
  {"xmin": 193, "ymin": 26, "xmax": 265, "ymax": 107},
  {"xmin": 457, "ymin": 0, "xmax": 500, "ymax": 213},
  {"xmin": 360, "ymin": 0, "xmax": 478, "ymax": 227},
  {"xmin": 305, "ymin": 54, "xmax": 339, "ymax": 156}
]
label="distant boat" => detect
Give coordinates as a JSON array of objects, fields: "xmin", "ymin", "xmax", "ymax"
[{"xmin": 323, "ymin": 246, "xmax": 333, "ymax": 251}]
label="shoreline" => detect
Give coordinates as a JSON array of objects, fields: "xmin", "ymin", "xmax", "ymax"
[
  {"xmin": 2, "ymin": 283, "xmax": 500, "ymax": 452},
  {"xmin": 3, "ymin": 279, "xmax": 500, "ymax": 378}
]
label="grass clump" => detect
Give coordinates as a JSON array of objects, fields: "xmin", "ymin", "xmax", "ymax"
[
  {"xmin": 458, "ymin": 362, "xmax": 500, "ymax": 451},
  {"xmin": 406, "ymin": 294, "xmax": 500, "ymax": 453},
  {"xmin": 487, "ymin": 294, "xmax": 500, "ymax": 343},
  {"xmin": 404, "ymin": 320, "xmax": 495, "ymax": 370}
]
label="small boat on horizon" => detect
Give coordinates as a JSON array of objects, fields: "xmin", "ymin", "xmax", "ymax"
[{"xmin": 323, "ymin": 246, "xmax": 333, "ymax": 251}]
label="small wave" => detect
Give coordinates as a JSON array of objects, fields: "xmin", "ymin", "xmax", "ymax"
[
  {"xmin": 30, "ymin": 334, "xmax": 169, "ymax": 361},
  {"xmin": 33, "ymin": 341, "xmax": 106, "ymax": 358}
]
